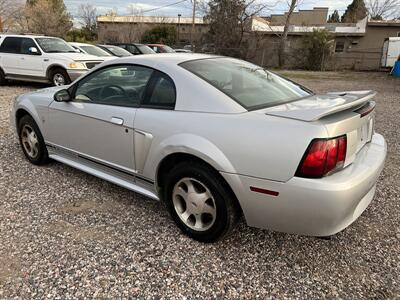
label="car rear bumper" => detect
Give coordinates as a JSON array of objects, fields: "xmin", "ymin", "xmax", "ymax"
[
  {"xmin": 67, "ymin": 69, "xmax": 88, "ymax": 82},
  {"xmin": 221, "ymin": 133, "xmax": 387, "ymax": 236}
]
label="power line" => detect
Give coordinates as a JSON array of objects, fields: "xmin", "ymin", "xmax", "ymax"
[{"xmin": 139, "ymin": 0, "xmax": 189, "ymax": 14}]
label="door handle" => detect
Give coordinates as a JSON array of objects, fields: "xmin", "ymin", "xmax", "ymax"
[{"xmin": 110, "ymin": 117, "xmax": 124, "ymax": 125}]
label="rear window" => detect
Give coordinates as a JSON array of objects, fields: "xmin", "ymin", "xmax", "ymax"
[
  {"xmin": 80, "ymin": 45, "xmax": 111, "ymax": 57},
  {"xmin": 136, "ymin": 44, "xmax": 155, "ymax": 54},
  {"xmin": 180, "ymin": 58, "xmax": 313, "ymax": 110}
]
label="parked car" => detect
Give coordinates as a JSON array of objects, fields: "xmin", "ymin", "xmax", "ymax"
[
  {"xmin": 69, "ymin": 42, "xmax": 115, "ymax": 60},
  {"xmin": 96, "ymin": 44, "xmax": 133, "ymax": 57},
  {"xmin": 11, "ymin": 54, "xmax": 387, "ymax": 242},
  {"xmin": 174, "ymin": 49, "xmax": 193, "ymax": 53},
  {"xmin": 108, "ymin": 43, "xmax": 155, "ymax": 55},
  {"xmin": 0, "ymin": 34, "xmax": 105, "ymax": 86},
  {"xmin": 146, "ymin": 44, "xmax": 176, "ymax": 53}
]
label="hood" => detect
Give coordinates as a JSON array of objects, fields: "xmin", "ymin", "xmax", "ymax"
[
  {"xmin": 55, "ymin": 52, "xmax": 104, "ymax": 62},
  {"xmin": 262, "ymin": 90, "xmax": 376, "ymax": 121}
]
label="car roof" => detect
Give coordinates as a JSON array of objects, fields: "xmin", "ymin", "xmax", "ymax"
[
  {"xmin": 146, "ymin": 44, "xmax": 166, "ymax": 47},
  {"xmin": 69, "ymin": 42, "xmax": 94, "ymax": 47},
  {"xmin": 105, "ymin": 53, "xmax": 218, "ymax": 66},
  {"xmin": 0, "ymin": 34, "xmax": 58, "ymax": 39}
]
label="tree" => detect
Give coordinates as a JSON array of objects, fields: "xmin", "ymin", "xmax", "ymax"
[
  {"xmin": 341, "ymin": 0, "xmax": 368, "ymax": 23},
  {"xmin": 141, "ymin": 25, "xmax": 177, "ymax": 45},
  {"xmin": 301, "ymin": 29, "xmax": 334, "ymax": 71},
  {"xmin": 205, "ymin": 0, "xmax": 270, "ymax": 58},
  {"xmin": 367, "ymin": 0, "xmax": 400, "ymax": 20},
  {"xmin": 0, "ymin": 0, "xmax": 25, "ymax": 31},
  {"xmin": 278, "ymin": 0, "xmax": 298, "ymax": 68},
  {"xmin": 328, "ymin": 10, "xmax": 341, "ymax": 23},
  {"xmin": 78, "ymin": 4, "xmax": 97, "ymax": 41},
  {"xmin": 24, "ymin": 0, "xmax": 72, "ymax": 36}
]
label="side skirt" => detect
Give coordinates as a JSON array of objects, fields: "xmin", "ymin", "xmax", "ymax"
[{"xmin": 47, "ymin": 146, "xmax": 159, "ymax": 201}]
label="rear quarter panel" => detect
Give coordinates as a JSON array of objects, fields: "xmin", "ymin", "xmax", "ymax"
[{"xmin": 136, "ymin": 109, "xmax": 328, "ymax": 182}]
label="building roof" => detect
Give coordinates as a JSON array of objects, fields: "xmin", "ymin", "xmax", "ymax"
[
  {"xmin": 368, "ymin": 20, "xmax": 400, "ymax": 27},
  {"xmin": 97, "ymin": 15, "xmax": 205, "ymax": 25}
]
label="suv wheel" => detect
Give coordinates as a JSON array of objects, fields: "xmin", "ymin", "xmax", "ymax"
[
  {"xmin": 18, "ymin": 115, "xmax": 50, "ymax": 165},
  {"xmin": 50, "ymin": 68, "xmax": 71, "ymax": 86},
  {"xmin": 164, "ymin": 161, "xmax": 240, "ymax": 243}
]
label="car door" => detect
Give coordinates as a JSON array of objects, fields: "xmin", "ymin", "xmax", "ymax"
[
  {"xmin": 0, "ymin": 36, "xmax": 23, "ymax": 75},
  {"xmin": 133, "ymin": 70, "xmax": 177, "ymax": 175},
  {"xmin": 47, "ymin": 64, "xmax": 154, "ymax": 173},
  {"xmin": 20, "ymin": 38, "xmax": 44, "ymax": 77}
]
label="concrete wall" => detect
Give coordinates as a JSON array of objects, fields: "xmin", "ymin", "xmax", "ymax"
[{"xmin": 269, "ymin": 8, "xmax": 329, "ymax": 26}]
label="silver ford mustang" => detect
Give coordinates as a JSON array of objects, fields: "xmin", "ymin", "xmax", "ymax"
[{"xmin": 10, "ymin": 54, "xmax": 387, "ymax": 242}]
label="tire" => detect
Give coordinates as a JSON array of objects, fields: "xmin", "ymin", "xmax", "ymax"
[
  {"xmin": 0, "ymin": 69, "xmax": 6, "ymax": 85},
  {"xmin": 49, "ymin": 68, "xmax": 71, "ymax": 86},
  {"xmin": 164, "ymin": 161, "xmax": 240, "ymax": 243},
  {"xmin": 18, "ymin": 115, "xmax": 50, "ymax": 165}
]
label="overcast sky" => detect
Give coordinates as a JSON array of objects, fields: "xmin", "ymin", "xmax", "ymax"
[{"xmin": 64, "ymin": 0, "xmax": 353, "ymax": 19}]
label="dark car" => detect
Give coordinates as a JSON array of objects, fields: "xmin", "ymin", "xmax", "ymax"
[
  {"xmin": 146, "ymin": 44, "xmax": 176, "ymax": 53},
  {"xmin": 109, "ymin": 43, "xmax": 155, "ymax": 55},
  {"xmin": 96, "ymin": 44, "xmax": 133, "ymax": 57}
]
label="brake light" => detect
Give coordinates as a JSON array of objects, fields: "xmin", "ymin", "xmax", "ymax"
[{"xmin": 295, "ymin": 135, "xmax": 347, "ymax": 178}]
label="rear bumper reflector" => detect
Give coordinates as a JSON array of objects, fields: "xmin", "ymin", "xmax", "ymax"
[{"xmin": 250, "ymin": 186, "xmax": 279, "ymax": 196}]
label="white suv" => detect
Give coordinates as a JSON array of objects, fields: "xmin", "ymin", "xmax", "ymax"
[{"xmin": 0, "ymin": 34, "xmax": 104, "ymax": 86}]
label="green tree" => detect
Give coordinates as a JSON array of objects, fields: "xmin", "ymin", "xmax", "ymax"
[
  {"xmin": 141, "ymin": 25, "xmax": 176, "ymax": 45},
  {"xmin": 205, "ymin": 0, "xmax": 246, "ymax": 58},
  {"xmin": 327, "ymin": 10, "xmax": 341, "ymax": 23},
  {"xmin": 301, "ymin": 29, "xmax": 334, "ymax": 71},
  {"xmin": 341, "ymin": 0, "xmax": 368, "ymax": 23}
]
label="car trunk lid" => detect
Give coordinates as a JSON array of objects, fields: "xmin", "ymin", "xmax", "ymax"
[{"xmin": 260, "ymin": 90, "xmax": 377, "ymax": 167}]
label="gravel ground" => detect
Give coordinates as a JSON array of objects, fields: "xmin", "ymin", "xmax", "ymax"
[{"xmin": 0, "ymin": 72, "xmax": 399, "ymax": 299}]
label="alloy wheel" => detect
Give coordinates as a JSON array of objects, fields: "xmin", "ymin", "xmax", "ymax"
[
  {"xmin": 172, "ymin": 177, "xmax": 217, "ymax": 231},
  {"xmin": 53, "ymin": 73, "xmax": 66, "ymax": 86},
  {"xmin": 21, "ymin": 124, "xmax": 39, "ymax": 159}
]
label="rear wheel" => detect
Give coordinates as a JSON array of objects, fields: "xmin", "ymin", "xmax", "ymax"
[
  {"xmin": 18, "ymin": 115, "xmax": 50, "ymax": 165},
  {"xmin": 49, "ymin": 68, "xmax": 71, "ymax": 86},
  {"xmin": 164, "ymin": 161, "xmax": 240, "ymax": 243}
]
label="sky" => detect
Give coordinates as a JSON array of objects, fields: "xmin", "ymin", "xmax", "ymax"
[{"xmin": 64, "ymin": 0, "xmax": 354, "ymax": 19}]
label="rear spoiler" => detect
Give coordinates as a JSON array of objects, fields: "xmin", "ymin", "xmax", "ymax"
[{"xmin": 264, "ymin": 90, "xmax": 376, "ymax": 122}]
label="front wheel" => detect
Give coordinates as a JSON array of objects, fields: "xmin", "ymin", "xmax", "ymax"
[
  {"xmin": 164, "ymin": 161, "xmax": 240, "ymax": 243},
  {"xmin": 49, "ymin": 68, "xmax": 71, "ymax": 86},
  {"xmin": 18, "ymin": 115, "xmax": 50, "ymax": 165}
]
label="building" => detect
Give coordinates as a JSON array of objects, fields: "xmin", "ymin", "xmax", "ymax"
[
  {"xmin": 250, "ymin": 7, "xmax": 400, "ymax": 70},
  {"xmin": 97, "ymin": 15, "xmax": 209, "ymax": 46}
]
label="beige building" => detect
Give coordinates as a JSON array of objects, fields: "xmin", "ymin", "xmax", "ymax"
[
  {"xmin": 265, "ymin": 7, "xmax": 329, "ymax": 26},
  {"xmin": 250, "ymin": 10, "xmax": 400, "ymax": 71},
  {"xmin": 97, "ymin": 15, "xmax": 209, "ymax": 46}
]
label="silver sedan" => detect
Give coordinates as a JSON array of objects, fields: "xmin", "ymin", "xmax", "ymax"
[{"xmin": 10, "ymin": 54, "xmax": 387, "ymax": 242}]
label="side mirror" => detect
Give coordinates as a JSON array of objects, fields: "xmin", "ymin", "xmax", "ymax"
[
  {"xmin": 29, "ymin": 47, "xmax": 40, "ymax": 55},
  {"xmin": 54, "ymin": 89, "xmax": 72, "ymax": 102}
]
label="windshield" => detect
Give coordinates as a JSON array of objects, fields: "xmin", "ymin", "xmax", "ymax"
[
  {"xmin": 181, "ymin": 58, "xmax": 313, "ymax": 110},
  {"xmin": 35, "ymin": 38, "xmax": 76, "ymax": 53},
  {"xmin": 162, "ymin": 45, "xmax": 175, "ymax": 53},
  {"xmin": 80, "ymin": 45, "xmax": 112, "ymax": 57},
  {"xmin": 136, "ymin": 44, "xmax": 155, "ymax": 54},
  {"xmin": 104, "ymin": 46, "xmax": 132, "ymax": 57}
]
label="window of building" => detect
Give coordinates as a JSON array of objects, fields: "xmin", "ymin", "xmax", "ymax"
[{"xmin": 335, "ymin": 41, "xmax": 345, "ymax": 53}]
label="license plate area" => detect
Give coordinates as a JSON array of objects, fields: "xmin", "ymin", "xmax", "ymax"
[{"xmin": 357, "ymin": 115, "xmax": 374, "ymax": 152}]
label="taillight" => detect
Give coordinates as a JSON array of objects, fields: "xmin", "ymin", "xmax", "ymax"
[{"xmin": 295, "ymin": 135, "xmax": 347, "ymax": 178}]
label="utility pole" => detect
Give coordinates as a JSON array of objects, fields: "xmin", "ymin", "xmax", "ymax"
[
  {"xmin": 190, "ymin": 0, "xmax": 196, "ymax": 52},
  {"xmin": 177, "ymin": 14, "xmax": 181, "ymax": 46}
]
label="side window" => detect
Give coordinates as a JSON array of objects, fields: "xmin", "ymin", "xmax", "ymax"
[
  {"xmin": 128, "ymin": 45, "xmax": 140, "ymax": 54},
  {"xmin": 20, "ymin": 38, "xmax": 39, "ymax": 55},
  {"xmin": 0, "ymin": 37, "xmax": 22, "ymax": 54},
  {"xmin": 74, "ymin": 65, "xmax": 153, "ymax": 107},
  {"xmin": 142, "ymin": 71, "xmax": 176, "ymax": 109}
]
